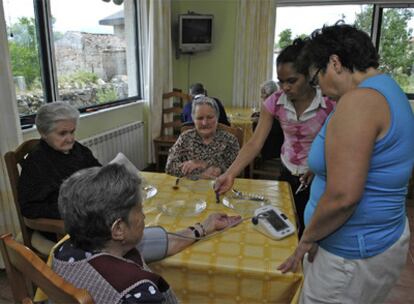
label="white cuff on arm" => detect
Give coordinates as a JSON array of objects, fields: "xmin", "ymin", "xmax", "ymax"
[{"xmin": 136, "ymin": 226, "xmax": 169, "ymax": 263}]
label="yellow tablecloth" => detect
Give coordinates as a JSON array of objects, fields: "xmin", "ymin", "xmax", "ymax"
[
  {"xmin": 143, "ymin": 172, "xmax": 303, "ymax": 304},
  {"xmin": 227, "ymin": 107, "xmax": 255, "ymax": 145}
]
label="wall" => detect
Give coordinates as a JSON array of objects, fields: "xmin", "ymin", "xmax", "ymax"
[{"xmin": 171, "ymin": 0, "xmax": 237, "ymax": 106}]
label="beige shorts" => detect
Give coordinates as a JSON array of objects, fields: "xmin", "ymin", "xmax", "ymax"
[{"xmin": 300, "ymin": 219, "xmax": 410, "ymax": 304}]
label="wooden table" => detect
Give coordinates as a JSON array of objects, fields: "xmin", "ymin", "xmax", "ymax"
[{"xmin": 142, "ymin": 172, "xmax": 303, "ymax": 304}]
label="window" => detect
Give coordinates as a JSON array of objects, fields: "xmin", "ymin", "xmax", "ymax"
[
  {"xmin": 375, "ymin": 6, "xmax": 414, "ymax": 97},
  {"xmin": 4, "ymin": 0, "xmax": 141, "ymax": 127},
  {"xmin": 274, "ymin": 2, "xmax": 414, "ymax": 98}
]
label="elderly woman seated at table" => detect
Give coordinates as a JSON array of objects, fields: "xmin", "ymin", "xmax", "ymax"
[
  {"xmin": 166, "ymin": 96, "xmax": 239, "ymax": 179},
  {"xmin": 18, "ymin": 102, "xmax": 100, "ymax": 222},
  {"xmin": 53, "ymin": 164, "xmax": 241, "ymax": 304}
]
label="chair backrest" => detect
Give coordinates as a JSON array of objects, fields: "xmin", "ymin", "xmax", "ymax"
[
  {"xmin": 4, "ymin": 139, "xmax": 40, "ymax": 247},
  {"xmin": 4, "ymin": 139, "xmax": 64, "ymax": 253},
  {"xmin": 181, "ymin": 123, "xmax": 243, "ymax": 147},
  {"xmin": 161, "ymin": 90, "xmax": 191, "ymax": 137},
  {"xmin": 0, "ymin": 233, "xmax": 94, "ymax": 304}
]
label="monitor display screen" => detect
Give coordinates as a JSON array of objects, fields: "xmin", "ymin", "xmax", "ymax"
[
  {"xmin": 179, "ymin": 14, "xmax": 213, "ymax": 53},
  {"xmin": 264, "ymin": 210, "xmax": 289, "ymax": 231},
  {"xmin": 182, "ymin": 18, "xmax": 212, "ymax": 44}
]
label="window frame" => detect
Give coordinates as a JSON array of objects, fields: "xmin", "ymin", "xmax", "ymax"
[
  {"xmin": 18, "ymin": 0, "xmax": 142, "ymax": 127},
  {"xmin": 275, "ymin": 1, "xmax": 414, "ymax": 99}
]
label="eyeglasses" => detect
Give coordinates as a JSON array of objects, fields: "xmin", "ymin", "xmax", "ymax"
[{"xmin": 309, "ymin": 67, "xmax": 322, "ymax": 87}]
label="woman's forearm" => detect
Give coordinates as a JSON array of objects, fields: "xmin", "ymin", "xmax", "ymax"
[
  {"xmin": 166, "ymin": 227, "xmax": 197, "ymax": 256},
  {"xmin": 301, "ymin": 192, "xmax": 358, "ymax": 244},
  {"xmin": 226, "ymin": 140, "xmax": 262, "ymax": 177}
]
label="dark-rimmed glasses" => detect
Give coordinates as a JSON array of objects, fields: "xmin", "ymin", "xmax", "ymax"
[{"xmin": 309, "ymin": 67, "xmax": 322, "ymax": 87}]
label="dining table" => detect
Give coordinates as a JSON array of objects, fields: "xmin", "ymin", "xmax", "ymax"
[
  {"xmin": 226, "ymin": 107, "xmax": 256, "ymax": 145},
  {"xmin": 142, "ymin": 172, "xmax": 303, "ymax": 304}
]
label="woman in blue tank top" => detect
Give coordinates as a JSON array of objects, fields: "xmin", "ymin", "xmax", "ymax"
[{"xmin": 278, "ymin": 23, "xmax": 414, "ymax": 303}]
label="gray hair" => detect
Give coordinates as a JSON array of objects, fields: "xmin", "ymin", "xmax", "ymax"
[
  {"xmin": 58, "ymin": 164, "xmax": 142, "ymax": 251},
  {"xmin": 191, "ymin": 96, "xmax": 220, "ymax": 120},
  {"xmin": 260, "ymin": 80, "xmax": 278, "ymax": 98},
  {"xmin": 35, "ymin": 102, "xmax": 80, "ymax": 135}
]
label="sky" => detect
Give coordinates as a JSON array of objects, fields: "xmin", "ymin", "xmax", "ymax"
[{"xmin": 3, "ymin": 0, "xmax": 120, "ymax": 34}]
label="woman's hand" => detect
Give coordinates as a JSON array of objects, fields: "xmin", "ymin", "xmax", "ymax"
[
  {"xmin": 277, "ymin": 239, "xmax": 319, "ymax": 273},
  {"xmin": 300, "ymin": 171, "xmax": 314, "ymax": 186},
  {"xmin": 201, "ymin": 166, "xmax": 221, "ymax": 179},
  {"xmin": 181, "ymin": 160, "xmax": 208, "ymax": 176},
  {"xmin": 201, "ymin": 213, "xmax": 242, "ymax": 235},
  {"xmin": 214, "ymin": 172, "xmax": 236, "ymax": 195}
]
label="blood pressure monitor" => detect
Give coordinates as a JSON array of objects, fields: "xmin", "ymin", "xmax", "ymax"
[{"xmin": 252, "ymin": 205, "xmax": 295, "ymax": 240}]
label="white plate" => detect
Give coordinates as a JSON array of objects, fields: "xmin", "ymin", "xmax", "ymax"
[
  {"xmin": 180, "ymin": 178, "xmax": 215, "ymax": 193},
  {"xmin": 157, "ymin": 199, "xmax": 207, "ymax": 216},
  {"xmin": 222, "ymin": 196, "xmax": 269, "ymax": 216},
  {"xmin": 143, "ymin": 185, "xmax": 157, "ymax": 199}
]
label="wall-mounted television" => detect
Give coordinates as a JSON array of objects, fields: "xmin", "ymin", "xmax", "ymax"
[{"xmin": 178, "ymin": 14, "xmax": 213, "ymax": 53}]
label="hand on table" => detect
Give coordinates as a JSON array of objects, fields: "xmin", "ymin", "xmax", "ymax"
[
  {"xmin": 214, "ymin": 172, "xmax": 235, "ymax": 195},
  {"xmin": 277, "ymin": 239, "xmax": 319, "ymax": 273},
  {"xmin": 202, "ymin": 213, "xmax": 242, "ymax": 235},
  {"xmin": 181, "ymin": 160, "xmax": 208, "ymax": 176},
  {"xmin": 200, "ymin": 166, "xmax": 221, "ymax": 179}
]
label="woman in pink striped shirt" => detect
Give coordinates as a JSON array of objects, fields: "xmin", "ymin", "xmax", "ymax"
[{"xmin": 216, "ymin": 39, "xmax": 335, "ymax": 237}]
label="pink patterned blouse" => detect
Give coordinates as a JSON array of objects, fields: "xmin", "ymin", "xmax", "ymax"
[{"xmin": 264, "ymin": 89, "xmax": 335, "ymax": 175}]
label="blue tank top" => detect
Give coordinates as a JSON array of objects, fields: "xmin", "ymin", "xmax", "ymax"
[{"xmin": 305, "ymin": 74, "xmax": 414, "ymax": 259}]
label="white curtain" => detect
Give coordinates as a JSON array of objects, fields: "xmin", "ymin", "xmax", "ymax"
[
  {"xmin": 137, "ymin": 0, "xmax": 173, "ymax": 163},
  {"xmin": 232, "ymin": 0, "xmax": 277, "ymax": 108},
  {"xmin": 0, "ymin": 0, "xmax": 24, "ymax": 267}
]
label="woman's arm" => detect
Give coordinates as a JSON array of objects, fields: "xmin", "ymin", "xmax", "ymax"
[
  {"xmin": 165, "ymin": 135, "xmax": 189, "ymax": 176},
  {"xmin": 215, "ymin": 104, "xmax": 274, "ymax": 194},
  {"xmin": 166, "ymin": 213, "xmax": 242, "ymax": 256},
  {"xmin": 278, "ymin": 88, "xmax": 391, "ymax": 272}
]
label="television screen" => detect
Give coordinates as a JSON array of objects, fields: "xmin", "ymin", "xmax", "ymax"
[{"xmin": 179, "ymin": 14, "xmax": 213, "ymax": 53}]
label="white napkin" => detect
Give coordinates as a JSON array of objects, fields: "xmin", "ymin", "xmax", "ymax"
[{"xmin": 109, "ymin": 152, "xmax": 140, "ymax": 177}]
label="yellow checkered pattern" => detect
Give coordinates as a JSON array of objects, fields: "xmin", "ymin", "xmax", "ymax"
[{"xmin": 143, "ymin": 172, "xmax": 303, "ymax": 304}]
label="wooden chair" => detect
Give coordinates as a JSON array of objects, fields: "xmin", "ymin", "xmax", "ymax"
[
  {"xmin": 153, "ymin": 90, "xmax": 191, "ymax": 171},
  {"xmin": 0, "ymin": 233, "xmax": 94, "ymax": 304},
  {"xmin": 249, "ymin": 118, "xmax": 284, "ymax": 180},
  {"xmin": 4, "ymin": 139, "xmax": 65, "ymax": 258},
  {"xmin": 181, "ymin": 122, "xmax": 243, "ymax": 147}
]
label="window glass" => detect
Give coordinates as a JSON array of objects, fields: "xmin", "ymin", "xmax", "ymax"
[
  {"xmin": 377, "ymin": 7, "xmax": 413, "ymax": 94},
  {"xmin": 4, "ymin": 0, "xmax": 45, "ymax": 116},
  {"xmin": 50, "ymin": 0, "xmax": 138, "ymax": 110},
  {"xmin": 274, "ymin": 5, "xmax": 373, "ymax": 80}
]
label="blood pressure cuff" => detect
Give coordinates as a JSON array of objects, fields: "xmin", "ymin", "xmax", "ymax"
[{"xmin": 136, "ymin": 226, "xmax": 168, "ymax": 263}]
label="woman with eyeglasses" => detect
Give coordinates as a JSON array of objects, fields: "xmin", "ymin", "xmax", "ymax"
[
  {"xmin": 278, "ymin": 24, "xmax": 414, "ymax": 303},
  {"xmin": 215, "ymin": 38, "xmax": 335, "ymax": 237}
]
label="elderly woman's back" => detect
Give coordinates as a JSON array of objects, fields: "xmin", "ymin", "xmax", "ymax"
[{"xmin": 18, "ymin": 102, "xmax": 100, "ymax": 221}]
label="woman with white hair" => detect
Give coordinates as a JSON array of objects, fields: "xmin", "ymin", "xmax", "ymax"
[
  {"xmin": 166, "ymin": 96, "xmax": 239, "ymax": 179},
  {"xmin": 260, "ymin": 80, "xmax": 278, "ymax": 100},
  {"xmin": 54, "ymin": 164, "xmax": 241, "ymax": 303},
  {"xmin": 18, "ymin": 102, "xmax": 100, "ymax": 223}
]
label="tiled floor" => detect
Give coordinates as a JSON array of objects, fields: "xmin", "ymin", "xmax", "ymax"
[{"xmin": 0, "ymin": 199, "xmax": 413, "ymax": 303}]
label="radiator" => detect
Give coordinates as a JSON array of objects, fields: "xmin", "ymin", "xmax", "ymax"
[{"xmin": 80, "ymin": 121, "xmax": 146, "ymax": 170}]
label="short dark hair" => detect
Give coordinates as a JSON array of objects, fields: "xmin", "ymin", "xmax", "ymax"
[
  {"xmin": 190, "ymin": 83, "xmax": 206, "ymax": 95},
  {"xmin": 276, "ymin": 38, "xmax": 309, "ymax": 76},
  {"xmin": 58, "ymin": 164, "xmax": 142, "ymax": 251},
  {"xmin": 298, "ymin": 22, "xmax": 379, "ymax": 73}
]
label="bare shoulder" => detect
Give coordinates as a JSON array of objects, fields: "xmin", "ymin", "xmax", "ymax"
[
  {"xmin": 332, "ymin": 88, "xmax": 390, "ymax": 139},
  {"xmin": 336, "ymin": 87, "xmax": 388, "ymax": 113}
]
